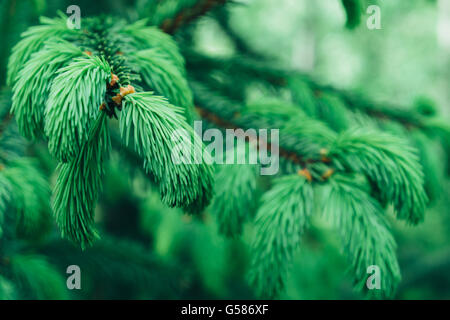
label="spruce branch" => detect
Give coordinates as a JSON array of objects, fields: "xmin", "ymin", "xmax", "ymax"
[
  {"xmin": 193, "ymin": 81, "xmax": 428, "ymax": 221},
  {"xmin": 11, "ymin": 40, "xmax": 83, "ymax": 140},
  {"xmin": 120, "ymin": 92, "xmax": 214, "ymax": 211},
  {"xmin": 7, "ymin": 15, "xmax": 75, "ymax": 86},
  {"xmin": 192, "ymin": 82, "xmax": 334, "ymax": 170},
  {"xmin": 8, "ymin": 16, "xmax": 215, "ymax": 248},
  {"xmin": 122, "ymin": 20, "xmax": 185, "ymax": 71},
  {"xmin": 319, "ymin": 174, "xmax": 401, "ymax": 298},
  {"xmin": 44, "ymin": 55, "xmax": 111, "ymax": 162},
  {"xmin": 196, "ymin": 106, "xmax": 324, "ymax": 168},
  {"xmin": 248, "ymin": 175, "xmax": 313, "ymax": 298},
  {"xmin": 52, "ymin": 113, "xmax": 110, "ymax": 249},
  {"xmin": 192, "ymin": 80, "xmax": 425, "ymax": 297},
  {"xmin": 210, "ymin": 144, "xmax": 259, "ymax": 237},
  {"xmin": 329, "ymin": 129, "xmax": 428, "ymax": 225},
  {"xmin": 291, "ymin": 76, "xmax": 439, "ymax": 132},
  {"xmin": 129, "ymin": 49, "xmax": 194, "ymax": 120},
  {"xmin": 0, "ymin": 94, "xmax": 52, "ymax": 242},
  {"xmin": 203, "ymin": 11, "xmax": 422, "ymax": 132},
  {"xmin": 411, "ymin": 131, "xmax": 445, "ymax": 201},
  {"xmin": 185, "ymin": 49, "xmax": 444, "ymax": 133},
  {"xmin": 4, "ymin": 10, "xmax": 436, "ymax": 299},
  {"xmin": 2, "ymin": 159, "xmax": 51, "ymax": 239}
]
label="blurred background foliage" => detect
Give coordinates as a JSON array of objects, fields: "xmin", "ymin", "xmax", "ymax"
[{"xmin": 0, "ymin": 0, "xmax": 449, "ymax": 299}]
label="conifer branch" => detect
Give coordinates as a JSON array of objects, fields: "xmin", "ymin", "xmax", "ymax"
[
  {"xmin": 7, "ymin": 16, "xmax": 216, "ymax": 248},
  {"xmin": 185, "ymin": 49, "xmax": 444, "ymax": 132},
  {"xmin": 193, "ymin": 84, "xmax": 334, "ymax": 172},
  {"xmin": 44, "ymin": 55, "xmax": 111, "ymax": 162},
  {"xmin": 3, "ymin": 159, "xmax": 51, "ymax": 238},
  {"xmin": 249, "ymin": 175, "xmax": 313, "ymax": 298},
  {"xmin": 196, "ymin": 106, "xmax": 328, "ymax": 168},
  {"xmin": 319, "ymin": 174, "xmax": 401, "ymax": 298},
  {"xmin": 7, "ymin": 15, "xmax": 75, "ymax": 86},
  {"xmin": 329, "ymin": 129, "xmax": 428, "ymax": 225},
  {"xmin": 199, "ymin": 11, "xmax": 427, "ymax": 130},
  {"xmin": 122, "ymin": 21, "xmax": 185, "ymax": 71},
  {"xmin": 120, "ymin": 92, "xmax": 214, "ymax": 211},
  {"xmin": 52, "ymin": 113, "xmax": 110, "ymax": 249},
  {"xmin": 12, "ymin": 40, "xmax": 83, "ymax": 140},
  {"xmin": 193, "ymin": 79, "xmax": 425, "ymax": 297},
  {"xmin": 4, "ymin": 10, "xmax": 437, "ymax": 300},
  {"xmin": 129, "ymin": 49, "xmax": 194, "ymax": 120},
  {"xmin": 0, "ymin": 92, "xmax": 52, "ymax": 242},
  {"xmin": 210, "ymin": 144, "xmax": 259, "ymax": 237}
]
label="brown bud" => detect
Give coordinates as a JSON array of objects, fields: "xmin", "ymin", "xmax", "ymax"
[
  {"xmin": 298, "ymin": 168, "xmax": 312, "ymax": 182},
  {"xmin": 112, "ymin": 94, "xmax": 123, "ymax": 106},
  {"xmin": 321, "ymin": 168, "xmax": 335, "ymax": 180},
  {"xmin": 320, "ymin": 148, "xmax": 331, "ymax": 163},
  {"xmin": 120, "ymin": 85, "xmax": 135, "ymax": 97},
  {"xmin": 109, "ymin": 73, "xmax": 119, "ymax": 87}
]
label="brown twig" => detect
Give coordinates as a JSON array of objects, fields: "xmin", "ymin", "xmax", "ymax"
[
  {"xmin": 185, "ymin": 50, "xmax": 432, "ymax": 132},
  {"xmin": 195, "ymin": 106, "xmax": 330, "ymax": 168},
  {"xmin": 161, "ymin": 0, "xmax": 229, "ymax": 34}
]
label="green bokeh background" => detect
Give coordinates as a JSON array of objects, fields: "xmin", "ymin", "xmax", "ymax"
[{"xmin": 0, "ymin": 0, "xmax": 449, "ymax": 299}]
